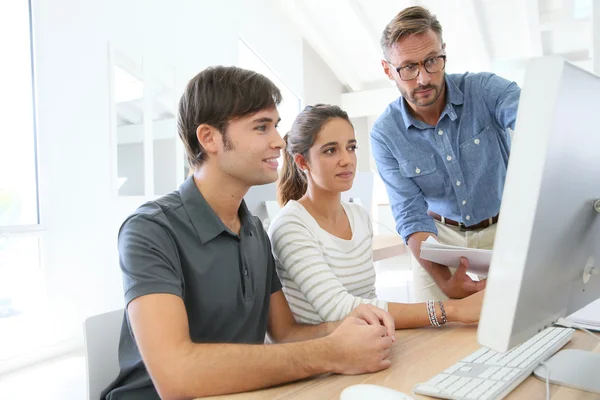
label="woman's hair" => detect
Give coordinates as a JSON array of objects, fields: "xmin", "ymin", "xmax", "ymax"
[{"xmin": 277, "ymin": 104, "xmax": 352, "ymax": 206}]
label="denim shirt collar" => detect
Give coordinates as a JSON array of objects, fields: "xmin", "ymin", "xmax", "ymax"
[{"xmin": 399, "ymin": 74, "xmax": 465, "ymax": 130}]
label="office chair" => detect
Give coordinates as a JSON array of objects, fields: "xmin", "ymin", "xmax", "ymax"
[{"xmin": 83, "ymin": 309, "xmax": 123, "ymax": 400}]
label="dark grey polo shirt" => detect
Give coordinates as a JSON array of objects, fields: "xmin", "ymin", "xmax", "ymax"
[{"xmin": 103, "ymin": 176, "xmax": 282, "ymax": 400}]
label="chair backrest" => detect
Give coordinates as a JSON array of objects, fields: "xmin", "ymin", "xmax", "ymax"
[{"xmin": 83, "ymin": 308, "xmax": 123, "ymax": 400}]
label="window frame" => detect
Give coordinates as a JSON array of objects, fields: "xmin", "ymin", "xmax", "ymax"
[{"xmin": 0, "ymin": 0, "xmax": 43, "ymax": 234}]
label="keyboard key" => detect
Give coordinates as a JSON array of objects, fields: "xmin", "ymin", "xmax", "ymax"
[
  {"xmin": 412, "ymin": 327, "xmax": 575, "ymax": 400},
  {"xmin": 414, "ymin": 384, "xmax": 441, "ymax": 394},
  {"xmin": 484, "ymin": 353, "xmax": 505, "ymax": 366},
  {"xmin": 502, "ymin": 347, "xmax": 527, "ymax": 366},
  {"xmin": 504, "ymin": 369, "xmax": 521, "ymax": 382},
  {"xmin": 490, "ymin": 367, "xmax": 513, "ymax": 381},
  {"xmin": 446, "ymin": 377, "xmax": 472, "ymax": 394},
  {"xmin": 474, "ymin": 351, "xmax": 496, "ymax": 363},
  {"xmin": 481, "ymin": 381, "xmax": 505, "ymax": 400},
  {"xmin": 436, "ymin": 374, "xmax": 460, "ymax": 390},
  {"xmin": 454, "ymin": 378, "xmax": 483, "ymax": 397},
  {"xmin": 444, "ymin": 362, "xmax": 464, "ymax": 374},
  {"xmin": 463, "ymin": 347, "xmax": 489, "ymax": 362},
  {"xmin": 466, "ymin": 379, "xmax": 497, "ymax": 399},
  {"xmin": 478, "ymin": 366, "xmax": 500, "ymax": 379},
  {"xmin": 426, "ymin": 373, "xmax": 450, "ymax": 386}
]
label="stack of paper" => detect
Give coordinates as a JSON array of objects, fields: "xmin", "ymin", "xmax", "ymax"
[
  {"xmin": 420, "ymin": 236, "xmax": 493, "ymax": 277},
  {"xmin": 566, "ymin": 298, "xmax": 600, "ymax": 332}
]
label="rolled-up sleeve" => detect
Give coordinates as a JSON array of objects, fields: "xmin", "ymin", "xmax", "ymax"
[
  {"xmin": 481, "ymin": 73, "xmax": 521, "ymax": 131},
  {"xmin": 370, "ymin": 128, "xmax": 437, "ymax": 242}
]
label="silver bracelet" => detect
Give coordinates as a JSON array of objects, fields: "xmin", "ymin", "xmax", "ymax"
[
  {"xmin": 438, "ymin": 300, "xmax": 447, "ymax": 325},
  {"xmin": 426, "ymin": 300, "xmax": 440, "ymax": 327},
  {"xmin": 426, "ymin": 300, "xmax": 433, "ymax": 326}
]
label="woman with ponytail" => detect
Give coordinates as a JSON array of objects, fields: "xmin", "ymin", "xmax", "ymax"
[
  {"xmin": 277, "ymin": 133, "xmax": 307, "ymax": 206},
  {"xmin": 268, "ymin": 104, "xmax": 484, "ymax": 328}
]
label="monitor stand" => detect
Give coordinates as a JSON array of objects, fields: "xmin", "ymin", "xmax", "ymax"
[{"xmin": 533, "ymin": 349, "xmax": 600, "ymax": 394}]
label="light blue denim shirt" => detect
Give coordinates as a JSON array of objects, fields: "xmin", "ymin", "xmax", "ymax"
[{"xmin": 370, "ymin": 72, "xmax": 520, "ymax": 242}]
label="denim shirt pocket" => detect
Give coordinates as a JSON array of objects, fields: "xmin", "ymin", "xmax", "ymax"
[
  {"xmin": 460, "ymin": 125, "xmax": 506, "ymax": 186},
  {"xmin": 398, "ymin": 154, "xmax": 446, "ymax": 196}
]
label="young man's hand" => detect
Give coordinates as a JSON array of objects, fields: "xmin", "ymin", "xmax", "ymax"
[
  {"xmin": 347, "ymin": 303, "xmax": 395, "ymax": 338},
  {"xmin": 325, "ymin": 316, "xmax": 394, "ymax": 375}
]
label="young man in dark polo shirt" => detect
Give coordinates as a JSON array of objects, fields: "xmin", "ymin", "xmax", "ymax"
[{"xmin": 103, "ymin": 66, "xmax": 396, "ymax": 400}]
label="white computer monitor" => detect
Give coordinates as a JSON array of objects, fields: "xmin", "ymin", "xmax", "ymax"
[
  {"xmin": 243, "ymin": 182, "xmax": 277, "ymax": 224},
  {"xmin": 477, "ymin": 57, "xmax": 600, "ymax": 390},
  {"xmin": 341, "ymin": 171, "xmax": 375, "ymax": 219}
]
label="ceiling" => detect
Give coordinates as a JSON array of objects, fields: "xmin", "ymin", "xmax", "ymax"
[
  {"xmin": 277, "ymin": 0, "xmax": 595, "ymax": 92},
  {"xmin": 114, "ymin": 0, "xmax": 596, "ymax": 125}
]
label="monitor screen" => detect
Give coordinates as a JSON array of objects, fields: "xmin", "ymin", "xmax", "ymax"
[{"xmin": 478, "ymin": 57, "xmax": 600, "ymax": 353}]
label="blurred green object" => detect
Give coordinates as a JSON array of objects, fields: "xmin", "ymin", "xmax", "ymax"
[{"xmin": 0, "ymin": 188, "xmax": 21, "ymax": 226}]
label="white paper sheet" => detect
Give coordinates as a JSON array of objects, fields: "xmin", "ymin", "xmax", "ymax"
[
  {"xmin": 566, "ymin": 298, "xmax": 600, "ymax": 331},
  {"xmin": 420, "ymin": 236, "xmax": 493, "ymax": 277}
]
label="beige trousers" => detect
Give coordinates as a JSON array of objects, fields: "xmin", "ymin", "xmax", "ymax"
[{"xmin": 410, "ymin": 220, "xmax": 497, "ymax": 302}]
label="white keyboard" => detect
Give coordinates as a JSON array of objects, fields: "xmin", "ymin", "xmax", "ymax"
[{"xmin": 413, "ymin": 326, "xmax": 575, "ymax": 400}]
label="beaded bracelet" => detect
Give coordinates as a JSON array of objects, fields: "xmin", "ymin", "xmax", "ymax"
[
  {"xmin": 437, "ymin": 300, "xmax": 448, "ymax": 325},
  {"xmin": 426, "ymin": 300, "xmax": 448, "ymax": 327}
]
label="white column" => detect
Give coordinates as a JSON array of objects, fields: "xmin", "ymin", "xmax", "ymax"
[
  {"xmin": 367, "ymin": 115, "xmax": 379, "ymax": 172},
  {"xmin": 143, "ymin": 58, "xmax": 155, "ymax": 196},
  {"xmin": 593, "ymin": 0, "xmax": 600, "ymax": 75}
]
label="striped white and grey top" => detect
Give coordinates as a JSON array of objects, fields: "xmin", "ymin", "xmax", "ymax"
[{"xmin": 268, "ymin": 200, "xmax": 387, "ymax": 324}]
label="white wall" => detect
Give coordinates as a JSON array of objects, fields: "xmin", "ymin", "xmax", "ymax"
[
  {"xmin": 28, "ymin": 0, "xmax": 342, "ymax": 364},
  {"xmin": 117, "ymin": 143, "xmax": 145, "ymax": 196},
  {"xmin": 116, "ymin": 118, "xmax": 179, "ymax": 196},
  {"xmin": 239, "ymin": 0, "xmax": 304, "ymax": 98},
  {"xmin": 117, "ymin": 137, "xmax": 179, "ymax": 196},
  {"xmin": 153, "ymin": 138, "xmax": 178, "ymax": 195},
  {"xmin": 302, "ymin": 42, "xmax": 370, "ymax": 175},
  {"xmin": 117, "ymin": 118, "xmax": 176, "ymax": 144},
  {"xmin": 350, "ymin": 117, "xmax": 371, "ymax": 172},
  {"xmin": 303, "ymin": 40, "xmax": 344, "ymax": 106},
  {"xmin": 32, "ymin": 0, "xmax": 119, "ymax": 355}
]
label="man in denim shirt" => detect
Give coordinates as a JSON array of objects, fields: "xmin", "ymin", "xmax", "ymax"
[{"xmin": 371, "ymin": 7, "xmax": 520, "ymax": 301}]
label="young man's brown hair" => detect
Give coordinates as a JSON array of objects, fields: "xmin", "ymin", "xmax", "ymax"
[{"xmin": 177, "ymin": 66, "xmax": 282, "ymax": 168}]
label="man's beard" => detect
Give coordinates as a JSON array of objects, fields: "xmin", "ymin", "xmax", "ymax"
[{"xmin": 398, "ymin": 83, "xmax": 441, "ymax": 107}]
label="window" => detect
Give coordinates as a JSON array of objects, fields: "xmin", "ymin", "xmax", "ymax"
[
  {"xmin": 110, "ymin": 48, "xmax": 180, "ymax": 197},
  {"xmin": 0, "ymin": 0, "xmax": 39, "ymax": 229},
  {"xmin": 0, "ymin": 236, "xmax": 45, "ymax": 361},
  {"xmin": 238, "ymin": 39, "xmax": 301, "ymax": 151},
  {"xmin": 0, "ymin": 0, "xmax": 45, "ymax": 369}
]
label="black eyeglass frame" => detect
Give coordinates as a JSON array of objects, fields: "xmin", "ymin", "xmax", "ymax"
[{"xmin": 388, "ymin": 55, "xmax": 447, "ymax": 81}]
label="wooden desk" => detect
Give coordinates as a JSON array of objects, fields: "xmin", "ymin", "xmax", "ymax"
[
  {"xmin": 372, "ymin": 234, "xmax": 406, "ymax": 262},
  {"xmin": 204, "ymin": 324, "xmax": 600, "ymax": 400}
]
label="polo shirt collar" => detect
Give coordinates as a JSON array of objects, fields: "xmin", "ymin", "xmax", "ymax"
[{"xmin": 179, "ymin": 175, "xmax": 255, "ymax": 244}]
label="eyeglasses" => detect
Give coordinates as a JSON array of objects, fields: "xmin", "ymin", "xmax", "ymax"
[{"xmin": 388, "ymin": 55, "xmax": 447, "ymax": 81}]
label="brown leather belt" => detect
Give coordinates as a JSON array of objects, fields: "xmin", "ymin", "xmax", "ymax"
[{"xmin": 427, "ymin": 211, "xmax": 499, "ymax": 231}]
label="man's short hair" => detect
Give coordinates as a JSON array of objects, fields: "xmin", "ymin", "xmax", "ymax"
[
  {"xmin": 380, "ymin": 6, "xmax": 443, "ymax": 59},
  {"xmin": 177, "ymin": 66, "xmax": 282, "ymax": 168}
]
